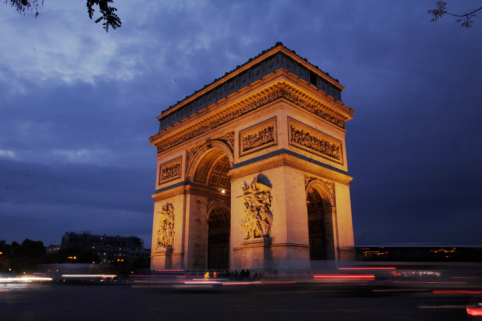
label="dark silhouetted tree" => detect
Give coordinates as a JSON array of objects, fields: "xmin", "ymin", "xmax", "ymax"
[
  {"xmin": 19, "ymin": 239, "xmax": 45, "ymax": 257},
  {"xmin": 428, "ymin": 1, "xmax": 482, "ymax": 28},
  {"xmin": 4, "ymin": 0, "xmax": 121, "ymax": 32}
]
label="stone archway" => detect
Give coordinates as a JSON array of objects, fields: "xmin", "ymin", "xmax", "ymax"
[
  {"xmin": 187, "ymin": 148, "xmax": 232, "ymax": 269},
  {"xmin": 186, "ymin": 141, "xmax": 234, "ymax": 184},
  {"xmin": 207, "ymin": 204, "xmax": 231, "ymax": 269},
  {"xmin": 305, "ymin": 178, "xmax": 337, "ymax": 261}
]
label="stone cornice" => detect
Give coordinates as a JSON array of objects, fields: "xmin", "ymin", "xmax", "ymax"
[
  {"xmin": 228, "ymin": 153, "xmax": 353, "ymax": 186},
  {"xmin": 152, "ymin": 183, "xmax": 230, "ymax": 202},
  {"xmin": 152, "ymin": 185, "xmax": 185, "ymax": 202},
  {"xmin": 150, "ymin": 70, "xmax": 352, "ymax": 143},
  {"xmin": 150, "ymin": 73, "xmax": 353, "ymax": 154},
  {"xmin": 157, "ymin": 45, "xmax": 345, "ymax": 121}
]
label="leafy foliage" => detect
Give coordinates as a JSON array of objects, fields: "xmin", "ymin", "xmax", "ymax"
[
  {"xmin": 5, "ymin": 0, "xmax": 42, "ymax": 17},
  {"xmin": 428, "ymin": 1, "xmax": 482, "ymax": 28},
  {"xmin": 86, "ymin": 0, "xmax": 121, "ymax": 32},
  {"xmin": 4, "ymin": 0, "xmax": 121, "ymax": 32}
]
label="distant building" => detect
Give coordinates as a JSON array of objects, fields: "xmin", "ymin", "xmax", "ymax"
[
  {"xmin": 45, "ymin": 244, "xmax": 60, "ymax": 254},
  {"xmin": 61, "ymin": 231, "xmax": 150, "ymax": 263},
  {"xmin": 352, "ymin": 246, "xmax": 482, "ymax": 262}
]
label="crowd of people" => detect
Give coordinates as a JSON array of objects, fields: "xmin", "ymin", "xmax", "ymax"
[{"xmin": 204, "ymin": 269, "xmax": 265, "ymax": 281}]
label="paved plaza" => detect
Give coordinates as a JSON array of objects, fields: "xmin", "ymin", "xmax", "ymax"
[{"xmin": 0, "ymin": 283, "xmax": 475, "ymax": 320}]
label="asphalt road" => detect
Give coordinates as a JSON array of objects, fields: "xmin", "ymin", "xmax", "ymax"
[{"xmin": 0, "ymin": 283, "xmax": 476, "ymax": 321}]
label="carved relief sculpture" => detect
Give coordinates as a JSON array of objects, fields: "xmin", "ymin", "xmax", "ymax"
[
  {"xmin": 240, "ymin": 176, "xmax": 273, "ymax": 239},
  {"xmin": 215, "ymin": 131, "xmax": 235, "ymax": 150},
  {"xmin": 156, "ymin": 203, "xmax": 175, "ymax": 250},
  {"xmin": 289, "ymin": 118, "xmax": 343, "ymax": 164},
  {"xmin": 243, "ymin": 127, "xmax": 274, "ymax": 151},
  {"xmin": 186, "ymin": 145, "xmax": 203, "ymax": 168},
  {"xmin": 158, "ymin": 157, "xmax": 182, "ymax": 184},
  {"xmin": 239, "ymin": 118, "xmax": 277, "ymax": 157}
]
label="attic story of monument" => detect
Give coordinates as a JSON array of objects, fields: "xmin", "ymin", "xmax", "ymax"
[{"xmin": 148, "ymin": 43, "xmax": 356, "ymax": 271}]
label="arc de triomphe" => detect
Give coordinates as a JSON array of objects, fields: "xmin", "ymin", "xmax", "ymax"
[{"xmin": 149, "ymin": 43, "xmax": 355, "ymax": 271}]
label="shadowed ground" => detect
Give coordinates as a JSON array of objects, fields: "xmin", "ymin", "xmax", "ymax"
[{"xmin": 0, "ymin": 284, "xmax": 474, "ymax": 320}]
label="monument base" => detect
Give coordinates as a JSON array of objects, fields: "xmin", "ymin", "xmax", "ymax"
[
  {"xmin": 151, "ymin": 246, "xmax": 183, "ymax": 270},
  {"xmin": 233, "ymin": 237, "xmax": 272, "ymax": 271}
]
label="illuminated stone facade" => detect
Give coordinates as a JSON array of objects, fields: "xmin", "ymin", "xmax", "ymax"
[{"xmin": 149, "ymin": 43, "xmax": 355, "ymax": 271}]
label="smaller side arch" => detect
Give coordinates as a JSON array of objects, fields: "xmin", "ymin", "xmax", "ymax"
[
  {"xmin": 207, "ymin": 201, "xmax": 231, "ymax": 221},
  {"xmin": 305, "ymin": 179, "xmax": 335, "ymax": 207},
  {"xmin": 186, "ymin": 140, "xmax": 234, "ymax": 183}
]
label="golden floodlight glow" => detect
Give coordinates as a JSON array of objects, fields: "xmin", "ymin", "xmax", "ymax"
[{"xmin": 221, "ymin": 189, "xmax": 225, "ymax": 193}]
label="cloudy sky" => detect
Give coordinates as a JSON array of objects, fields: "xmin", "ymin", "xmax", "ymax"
[{"xmin": 1, "ymin": 1, "xmax": 481, "ymax": 247}]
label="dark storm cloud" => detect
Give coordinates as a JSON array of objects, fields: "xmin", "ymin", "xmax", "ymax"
[{"xmin": 0, "ymin": 1, "xmax": 481, "ymax": 246}]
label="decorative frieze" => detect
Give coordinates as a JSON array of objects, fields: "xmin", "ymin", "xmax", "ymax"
[
  {"xmin": 158, "ymin": 156, "xmax": 182, "ymax": 185},
  {"xmin": 155, "ymin": 82, "xmax": 347, "ymax": 154},
  {"xmin": 289, "ymin": 118, "xmax": 343, "ymax": 164},
  {"xmin": 239, "ymin": 117, "xmax": 277, "ymax": 157},
  {"xmin": 156, "ymin": 203, "xmax": 175, "ymax": 250},
  {"xmin": 240, "ymin": 175, "xmax": 273, "ymax": 239}
]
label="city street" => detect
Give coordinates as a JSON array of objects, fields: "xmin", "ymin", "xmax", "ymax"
[{"xmin": 0, "ymin": 283, "xmax": 475, "ymax": 320}]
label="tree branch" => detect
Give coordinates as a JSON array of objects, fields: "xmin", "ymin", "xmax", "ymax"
[{"xmin": 428, "ymin": 1, "xmax": 482, "ymax": 28}]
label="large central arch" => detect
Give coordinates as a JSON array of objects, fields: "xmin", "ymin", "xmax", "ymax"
[{"xmin": 189, "ymin": 145, "xmax": 232, "ymax": 270}]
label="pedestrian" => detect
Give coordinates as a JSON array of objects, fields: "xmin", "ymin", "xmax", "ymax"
[
  {"xmin": 241, "ymin": 269, "xmax": 245, "ymax": 281},
  {"xmin": 246, "ymin": 269, "xmax": 250, "ymax": 281},
  {"xmin": 213, "ymin": 271, "xmax": 217, "ymax": 278}
]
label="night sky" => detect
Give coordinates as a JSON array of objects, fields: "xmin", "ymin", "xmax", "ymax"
[{"xmin": 1, "ymin": 1, "xmax": 481, "ymax": 248}]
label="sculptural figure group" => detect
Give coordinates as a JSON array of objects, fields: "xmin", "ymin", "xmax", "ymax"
[
  {"xmin": 240, "ymin": 176, "xmax": 273, "ymax": 239},
  {"xmin": 156, "ymin": 204, "xmax": 175, "ymax": 250},
  {"xmin": 243, "ymin": 126, "xmax": 274, "ymax": 152},
  {"xmin": 160, "ymin": 163, "xmax": 181, "ymax": 182},
  {"xmin": 291, "ymin": 126, "xmax": 341, "ymax": 160}
]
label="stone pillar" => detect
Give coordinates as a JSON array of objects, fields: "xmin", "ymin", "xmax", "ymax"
[
  {"xmin": 323, "ymin": 206, "xmax": 338, "ymax": 260},
  {"xmin": 230, "ymin": 166, "xmax": 310, "ymax": 272}
]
